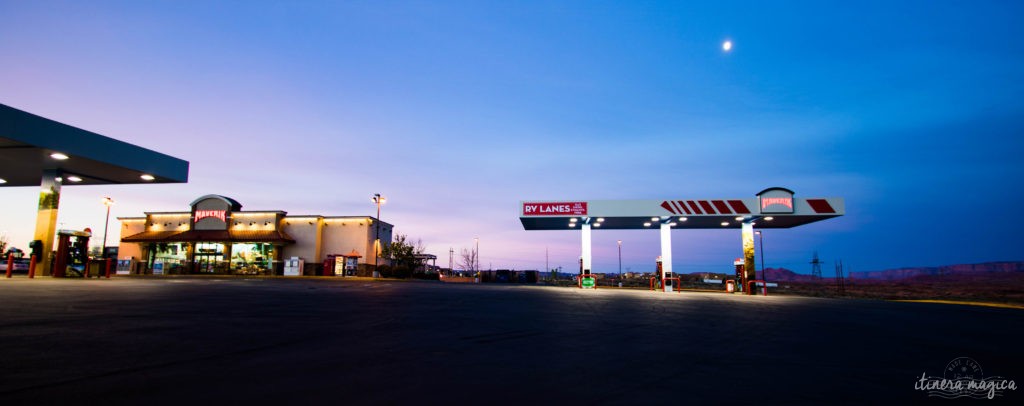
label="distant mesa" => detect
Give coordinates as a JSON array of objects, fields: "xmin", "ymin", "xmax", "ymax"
[{"xmin": 847, "ymin": 261, "xmax": 1024, "ymax": 281}]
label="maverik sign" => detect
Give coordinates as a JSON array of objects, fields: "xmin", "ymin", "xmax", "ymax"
[
  {"xmin": 758, "ymin": 187, "xmax": 795, "ymax": 214},
  {"xmin": 523, "ymin": 202, "xmax": 588, "ymax": 216},
  {"xmin": 191, "ymin": 195, "xmax": 242, "ymax": 230}
]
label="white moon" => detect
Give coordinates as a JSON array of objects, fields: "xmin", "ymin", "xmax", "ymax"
[{"xmin": 722, "ymin": 40, "xmax": 733, "ymax": 51}]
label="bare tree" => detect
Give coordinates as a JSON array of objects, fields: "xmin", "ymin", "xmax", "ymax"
[
  {"xmin": 0, "ymin": 233, "xmax": 8, "ymax": 255},
  {"xmin": 457, "ymin": 248, "xmax": 478, "ymax": 272}
]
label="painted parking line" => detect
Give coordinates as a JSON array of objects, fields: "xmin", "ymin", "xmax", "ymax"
[{"xmin": 893, "ymin": 299, "xmax": 1024, "ymax": 310}]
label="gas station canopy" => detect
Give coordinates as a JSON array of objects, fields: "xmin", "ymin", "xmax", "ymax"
[
  {"xmin": 519, "ymin": 188, "xmax": 844, "ymax": 294},
  {"xmin": 519, "ymin": 189, "xmax": 844, "ymax": 230},
  {"xmin": 0, "ymin": 103, "xmax": 189, "ymax": 186}
]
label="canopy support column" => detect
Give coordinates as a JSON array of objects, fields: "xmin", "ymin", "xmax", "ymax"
[
  {"xmin": 581, "ymin": 222, "xmax": 592, "ymax": 273},
  {"xmin": 33, "ymin": 169, "xmax": 62, "ymax": 276},
  {"xmin": 660, "ymin": 222, "xmax": 673, "ymax": 279},
  {"xmin": 741, "ymin": 221, "xmax": 757, "ymax": 295}
]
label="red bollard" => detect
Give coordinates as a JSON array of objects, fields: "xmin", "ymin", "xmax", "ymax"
[
  {"xmin": 105, "ymin": 258, "xmax": 112, "ymax": 279},
  {"xmin": 28, "ymin": 255, "xmax": 37, "ymax": 278},
  {"xmin": 5, "ymin": 254, "xmax": 13, "ymax": 278}
]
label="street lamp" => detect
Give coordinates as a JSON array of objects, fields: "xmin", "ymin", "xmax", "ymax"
[
  {"xmin": 371, "ymin": 193, "xmax": 386, "ymax": 273},
  {"xmin": 101, "ymin": 196, "xmax": 114, "ymax": 257},
  {"xmin": 755, "ymin": 230, "xmax": 767, "ymax": 287},
  {"xmin": 474, "ymin": 237, "xmax": 479, "ymax": 272},
  {"xmin": 617, "ymin": 240, "xmax": 622, "ymax": 279}
]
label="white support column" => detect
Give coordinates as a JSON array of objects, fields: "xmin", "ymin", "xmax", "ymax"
[
  {"xmin": 581, "ymin": 222, "xmax": 592, "ymax": 273},
  {"xmin": 660, "ymin": 222, "xmax": 672, "ymax": 279}
]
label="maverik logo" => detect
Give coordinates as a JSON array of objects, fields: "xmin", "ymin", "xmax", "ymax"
[
  {"xmin": 523, "ymin": 202, "xmax": 587, "ymax": 216},
  {"xmin": 195, "ymin": 210, "xmax": 227, "ymax": 223},
  {"xmin": 760, "ymin": 197, "xmax": 793, "ymax": 210}
]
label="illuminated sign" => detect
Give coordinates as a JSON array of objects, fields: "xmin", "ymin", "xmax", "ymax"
[
  {"xmin": 760, "ymin": 197, "xmax": 793, "ymax": 210},
  {"xmin": 758, "ymin": 188, "xmax": 795, "ymax": 214},
  {"xmin": 195, "ymin": 210, "xmax": 227, "ymax": 223},
  {"xmin": 522, "ymin": 202, "xmax": 588, "ymax": 216}
]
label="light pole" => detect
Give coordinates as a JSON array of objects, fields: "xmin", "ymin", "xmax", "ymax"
[
  {"xmin": 755, "ymin": 230, "xmax": 767, "ymax": 286},
  {"xmin": 372, "ymin": 193, "xmax": 386, "ymax": 273},
  {"xmin": 101, "ymin": 196, "xmax": 114, "ymax": 257},
  {"xmin": 617, "ymin": 240, "xmax": 622, "ymax": 279},
  {"xmin": 474, "ymin": 237, "xmax": 479, "ymax": 272}
]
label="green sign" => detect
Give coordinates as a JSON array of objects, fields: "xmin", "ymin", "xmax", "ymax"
[{"xmin": 581, "ymin": 277, "xmax": 595, "ymax": 288}]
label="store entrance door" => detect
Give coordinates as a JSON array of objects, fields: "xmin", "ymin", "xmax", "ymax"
[
  {"xmin": 194, "ymin": 254, "xmax": 223, "ymax": 273},
  {"xmin": 193, "ymin": 242, "xmax": 225, "ymax": 274}
]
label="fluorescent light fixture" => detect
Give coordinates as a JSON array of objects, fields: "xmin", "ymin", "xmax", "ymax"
[
  {"xmin": 0, "ymin": 178, "xmax": 6, "ymax": 184},
  {"xmin": 66, "ymin": 176, "xmax": 82, "ymax": 182},
  {"xmin": 140, "ymin": 174, "xmax": 155, "ymax": 181},
  {"xmin": 650, "ymin": 217, "xmax": 658, "ymax": 221},
  {"xmin": 593, "ymin": 223, "xmax": 601, "ymax": 227},
  {"xmin": 668, "ymin": 222, "xmax": 677, "ymax": 227},
  {"xmin": 765, "ymin": 216, "xmax": 774, "ymax": 221},
  {"xmin": 721, "ymin": 222, "xmax": 729, "ymax": 226},
  {"xmin": 596, "ymin": 218, "xmax": 604, "ymax": 222},
  {"xmin": 569, "ymin": 217, "xmax": 578, "ymax": 222},
  {"xmin": 643, "ymin": 222, "xmax": 651, "ymax": 227},
  {"xmin": 50, "ymin": 152, "xmax": 69, "ymax": 160},
  {"xmin": 569, "ymin": 223, "xmax": 576, "ymax": 228},
  {"xmin": 735, "ymin": 216, "xmax": 744, "ymax": 221},
  {"xmin": 679, "ymin": 217, "xmax": 688, "ymax": 221}
]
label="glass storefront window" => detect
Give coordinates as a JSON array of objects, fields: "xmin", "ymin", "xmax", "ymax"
[
  {"xmin": 231, "ymin": 243, "xmax": 273, "ymax": 274},
  {"xmin": 153, "ymin": 242, "xmax": 189, "ymax": 274}
]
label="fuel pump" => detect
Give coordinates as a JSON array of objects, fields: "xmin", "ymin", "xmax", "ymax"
[
  {"xmin": 579, "ymin": 257, "xmax": 595, "ymax": 288},
  {"xmin": 53, "ymin": 229, "xmax": 91, "ymax": 277},
  {"xmin": 655, "ymin": 257, "xmax": 663, "ymax": 290},
  {"xmin": 733, "ymin": 258, "xmax": 745, "ymax": 293}
]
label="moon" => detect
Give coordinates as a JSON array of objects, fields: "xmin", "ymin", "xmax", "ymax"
[{"xmin": 722, "ymin": 40, "xmax": 733, "ymax": 52}]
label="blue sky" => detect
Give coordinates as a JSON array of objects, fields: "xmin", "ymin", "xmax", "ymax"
[{"xmin": 2, "ymin": 1, "xmax": 1023, "ymax": 274}]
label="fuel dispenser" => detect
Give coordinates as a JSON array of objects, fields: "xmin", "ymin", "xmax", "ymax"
[
  {"xmin": 655, "ymin": 257, "xmax": 680, "ymax": 293},
  {"xmin": 578, "ymin": 257, "xmax": 595, "ymax": 288},
  {"xmin": 660, "ymin": 258, "xmax": 674, "ymax": 293},
  {"xmin": 53, "ymin": 229, "xmax": 91, "ymax": 277},
  {"xmin": 733, "ymin": 258, "xmax": 746, "ymax": 293}
]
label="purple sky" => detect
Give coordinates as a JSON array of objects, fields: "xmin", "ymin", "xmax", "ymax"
[{"xmin": 2, "ymin": 1, "xmax": 1023, "ymax": 274}]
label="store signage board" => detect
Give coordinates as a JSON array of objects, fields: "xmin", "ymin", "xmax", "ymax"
[
  {"xmin": 195, "ymin": 210, "xmax": 226, "ymax": 223},
  {"xmin": 522, "ymin": 202, "xmax": 588, "ymax": 216},
  {"xmin": 759, "ymin": 188, "xmax": 795, "ymax": 214}
]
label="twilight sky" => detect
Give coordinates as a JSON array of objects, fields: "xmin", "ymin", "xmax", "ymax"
[{"xmin": 2, "ymin": 1, "xmax": 1023, "ymax": 274}]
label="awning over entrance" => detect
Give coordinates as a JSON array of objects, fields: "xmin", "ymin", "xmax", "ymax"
[{"xmin": 122, "ymin": 229, "xmax": 295, "ymax": 244}]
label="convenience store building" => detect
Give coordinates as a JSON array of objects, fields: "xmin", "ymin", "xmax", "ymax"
[{"xmin": 118, "ymin": 194, "xmax": 392, "ymax": 275}]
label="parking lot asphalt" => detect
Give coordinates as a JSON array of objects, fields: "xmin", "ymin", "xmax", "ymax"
[{"xmin": 1, "ymin": 277, "xmax": 1021, "ymax": 404}]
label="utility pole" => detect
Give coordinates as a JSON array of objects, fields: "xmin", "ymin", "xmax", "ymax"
[
  {"xmin": 835, "ymin": 260, "xmax": 846, "ymax": 295},
  {"xmin": 449, "ymin": 247, "xmax": 454, "ymax": 275},
  {"xmin": 810, "ymin": 251, "xmax": 823, "ymax": 279}
]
